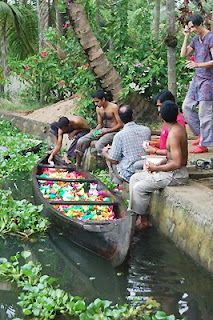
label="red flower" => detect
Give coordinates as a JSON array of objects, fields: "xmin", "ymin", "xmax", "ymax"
[
  {"xmin": 63, "ymin": 23, "xmax": 68, "ymax": 29},
  {"xmin": 41, "ymin": 51, "xmax": 47, "ymax": 57},
  {"xmin": 25, "ymin": 64, "xmax": 29, "ymax": 71},
  {"xmin": 59, "ymin": 80, "xmax": 65, "ymax": 86},
  {"xmin": 84, "ymin": 64, "xmax": 89, "ymax": 70},
  {"xmin": 189, "ymin": 56, "xmax": 195, "ymax": 62}
]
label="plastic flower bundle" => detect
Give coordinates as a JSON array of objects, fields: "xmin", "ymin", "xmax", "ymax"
[
  {"xmin": 39, "ymin": 168, "xmax": 86, "ymax": 179},
  {"xmin": 54, "ymin": 204, "xmax": 116, "ymax": 221},
  {"xmin": 38, "ymin": 180, "xmax": 112, "ymax": 202}
]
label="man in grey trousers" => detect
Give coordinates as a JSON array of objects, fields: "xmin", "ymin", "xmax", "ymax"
[{"xmin": 128, "ymin": 101, "xmax": 189, "ymax": 230}]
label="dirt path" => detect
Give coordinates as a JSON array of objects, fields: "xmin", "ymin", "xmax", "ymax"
[{"xmin": 23, "ymin": 98, "xmax": 77, "ymax": 124}]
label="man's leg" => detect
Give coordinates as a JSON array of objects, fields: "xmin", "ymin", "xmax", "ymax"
[
  {"xmin": 106, "ymin": 160, "xmax": 123, "ymax": 185},
  {"xmin": 95, "ymin": 132, "xmax": 116, "ymax": 156},
  {"xmin": 67, "ymin": 130, "xmax": 90, "ymax": 158},
  {"xmin": 128, "ymin": 171, "xmax": 173, "ymax": 229},
  {"xmin": 199, "ymin": 101, "xmax": 213, "ymax": 147},
  {"xmin": 75, "ymin": 132, "xmax": 94, "ymax": 167},
  {"xmin": 182, "ymin": 96, "xmax": 200, "ymax": 136}
]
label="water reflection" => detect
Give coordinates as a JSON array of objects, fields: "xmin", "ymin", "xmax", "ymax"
[{"xmin": 127, "ymin": 230, "xmax": 213, "ymax": 320}]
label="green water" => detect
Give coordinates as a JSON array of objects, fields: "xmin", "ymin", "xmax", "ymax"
[{"xmin": 0, "ymin": 174, "xmax": 213, "ymax": 320}]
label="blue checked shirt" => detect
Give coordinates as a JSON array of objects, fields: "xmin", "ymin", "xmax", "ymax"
[{"xmin": 109, "ymin": 121, "xmax": 151, "ymax": 182}]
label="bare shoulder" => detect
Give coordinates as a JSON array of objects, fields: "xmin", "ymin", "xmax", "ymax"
[
  {"xmin": 109, "ymin": 102, "xmax": 119, "ymax": 111},
  {"xmin": 169, "ymin": 124, "xmax": 186, "ymax": 140}
]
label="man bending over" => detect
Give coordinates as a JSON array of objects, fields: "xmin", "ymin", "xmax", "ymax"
[{"xmin": 48, "ymin": 116, "xmax": 90, "ymax": 164}]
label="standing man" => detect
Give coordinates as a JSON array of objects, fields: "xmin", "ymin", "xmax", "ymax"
[
  {"xmin": 181, "ymin": 14, "xmax": 213, "ymax": 153},
  {"xmin": 128, "ymin": 101, "xmax": 188, "ymax": 230},
  {"xmin": 75, "ymin": 90, "xmax": 123, "ymax": 167},
  {"xmin": 102, "ymin": 105, "xmax": 151, "ymax": 188},
  {"xmin": 48, "ymin": 116, "xmax": 90, "ymax": 164}
]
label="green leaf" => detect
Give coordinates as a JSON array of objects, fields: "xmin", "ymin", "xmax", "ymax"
[
  {"xmin": 21, "ymin": 251, "xmax": 31, "ymax": 259},
  {"xmin": 75, "ymin": 300, "xmax": 86, "ymax": 312},
  {"xmin": 155, "ymin": 311, "xmax": 167, "ymax": 319}
]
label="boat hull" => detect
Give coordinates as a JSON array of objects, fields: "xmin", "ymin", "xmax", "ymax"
[{"xmin": 32, "ymin": 155, "xmax": 135, "ymax": 266}]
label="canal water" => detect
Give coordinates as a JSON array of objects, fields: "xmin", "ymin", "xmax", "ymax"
[{"xmin": 0, "ymin": 174, "xmax": 213, "ymax": 320}]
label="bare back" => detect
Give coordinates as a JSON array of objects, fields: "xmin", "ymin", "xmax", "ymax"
[
  {"xmin": 166, "ymin": 123, "xmax": 188, "ymax": 167},
  {"xmin": 69, "ymin": 115, "xmax": 90, "ymax": 130}
]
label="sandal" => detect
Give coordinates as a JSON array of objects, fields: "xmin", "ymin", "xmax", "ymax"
[{"xmin": 189, "ymin": 146, "xmax": 208, "ymax": 154}]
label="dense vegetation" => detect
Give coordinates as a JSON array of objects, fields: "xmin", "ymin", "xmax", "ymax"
[{"xmin": 0, "ymin": 0, "xmax": 212, "ymax": 122}]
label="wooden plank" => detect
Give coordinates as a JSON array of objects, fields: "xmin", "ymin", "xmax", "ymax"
[
  {"xmin": 49, "ymin": 200, "xmax": 116, "ymax": 205},
  {"xmin": 36, "ymin": 175, "xmax": 95, "ymax": 183}
]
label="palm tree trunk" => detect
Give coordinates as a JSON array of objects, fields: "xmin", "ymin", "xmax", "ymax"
[
  {"xmin": 0, "ymin": 21, "xmax": 8, "ymax": 94},
  {"xmin": 37, "ymin": 0, "xmax": 49, "ymax": 51},
  {"xmin": 166, "ymin": 0, "xmax": 176, "ymax": 99},
  {"xmin": 155, "ymin": 0, "xmax": 160, "ymax": 37},
  {"xmin": 63, "ymin": 0, "xmax": 123, "ymax": 103}
]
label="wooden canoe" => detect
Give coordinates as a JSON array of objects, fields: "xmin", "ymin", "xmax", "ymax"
[{"xmin": 32, "ymin": 155, "xmax": 135, "ymax": 266}]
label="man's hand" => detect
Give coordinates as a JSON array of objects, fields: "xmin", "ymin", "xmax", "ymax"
[
  {"xmin": 96, "ymin": 130, "xmax": 105, "ymax": 138},
  {"xmin": 146, "ymin": 161, "xmax": 157, "ymax": 173},
  {"xmin": 144, "ymin": 145, "xmax": 156, "ymax": 154},
  {"xmin": 48, "ymin": 155, "xmax": 54, "ymax": 166},
  {"xmin": 183, "ymin": 25, "xmax": 190, "ymax": 37},
  {"xmin": 186, "ymin": 61, "xmax": 198, "ymax": 69},
  {"xmin": 102, "ymin": 144, "xmax": 111, "ymax": 157},
  {"xmin": 62, "ymin": 153, "xmax": 71, "ymax": 164}
]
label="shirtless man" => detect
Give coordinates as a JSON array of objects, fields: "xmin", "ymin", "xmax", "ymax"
[
  {"xmin": 75, "ymin": 90, "xmax": 123, "ymax": 167},
  {"xmin": 128, "ymin": 100, "xmax": 189, "ymax": 230},
  {"xmin": 48, "ymin": 116, "xmax": 90, "ymax": 164}
]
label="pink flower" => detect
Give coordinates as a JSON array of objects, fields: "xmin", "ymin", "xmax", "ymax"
[
  {"xmin": 58, "ymin": 80, "xmax": 65, "ymax": 86},
  {"xmin": 25, "ymin": 64, "xmax": 29, "ymax": 71},
  {"xmin": 63, "ymin": 23, "xmax": 68, "ymax": 29},
  {"xmin": 41, "ymin": 51, "xmax": 47, "ymax": 57},
  {"xmin": 84, "ymin": 64, "xmax": 89, "ymax": 70},
  {"xmin": 190, "ymin": 56, "xmax": 195, "ymax": 62},
  {"xmin": 18, "ymin": 73, "xmax": 21, "ymax": 77},
  {"xmin": 68, "ymin": 81, "xmax": 72, "ymax": 87}
]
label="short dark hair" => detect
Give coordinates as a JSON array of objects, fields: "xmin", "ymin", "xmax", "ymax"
[
  {"xmin": 118, "ymin": 105, "xmax": 133, "ymax": 124},
  {"xmin": 154, "ymin": 90, "xmax": 175, "ymax": 104},
  {"xmin": 92, "ymin": 89, "xmax": 113, "ymax": 102},
  {"xmin": 58, "ymin": 117, "xmax": 69, "ymax": 129},
  {"xmin": 187, "ymin": 14, "xmax": 203, "ymax": 27},
  {"xmin": 160, "ymin": 100, "xmax": 178, "ymax": 123}
]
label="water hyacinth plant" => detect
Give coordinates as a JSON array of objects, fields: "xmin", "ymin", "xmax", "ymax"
[
  {"xmin": 0, "ymin": 190, "xmax": 49, "ymax": 238},
  {"xmin": 0, "ymin": 251, "xmax": 188, "ymax": 320}
]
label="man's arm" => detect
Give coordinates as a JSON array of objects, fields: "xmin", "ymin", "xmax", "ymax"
[
  {"xmin": 181, "ymin": 26, "xmax": 194, "ymax": 58},
  {"xmin": 49, "ymin": 129, "xmax": 63, "ymax": 161},
  {"xmin": 95, "ymin": 107, "xmax": 103, "ymax": 130},
  {"xmin": 102, "ymin": 145, "xmax": 118, "ymax": 164},
  {"xmin": 147, "ymin": 133, "xmax": 183, "ymax": 172},
  {"xmin": 186, "ymin": 46, "xmax": 213, "ymax": 69}
]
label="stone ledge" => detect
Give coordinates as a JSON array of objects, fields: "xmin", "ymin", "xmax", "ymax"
[{"xmin": 0, "ymin": 110, "xmax": 50, "ymax": 140}]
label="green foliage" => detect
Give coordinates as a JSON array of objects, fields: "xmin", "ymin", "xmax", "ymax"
[
  {"xmin": 0, "ymin": 1, "xmax": 37, "ymax": 59},
  {"xmin": 8, "ymin": 27, "xmax": 98, "ymax": 125},
  {"xmin": 0, "ymin": 190, "xmax": 49, "ymax": 237},
  {"xmin": 0, "ymin": 251, "xmax": 188, "ymax": 320},
  {"xmin": 0, "ymin": 119, "xmax": 44, "ymax": 179},
  {"xmin": 92, "ymin": 169, "xmax": 116, "ymax": 191}
]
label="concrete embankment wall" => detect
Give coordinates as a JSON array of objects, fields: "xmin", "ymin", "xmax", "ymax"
[
  {"xmin": 0, "ymin": 110, "xmax": 49, "ymax": 140},
  {"xmin": 149, "ymin": 181, "xmax": 213, "ymax": 273}
]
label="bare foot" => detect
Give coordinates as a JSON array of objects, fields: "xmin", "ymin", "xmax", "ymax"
[{"xmin": 135, "ymin": 215, "xmax": 152, "ymax": 230}]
